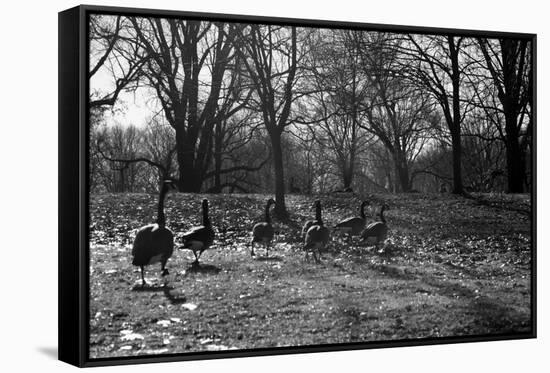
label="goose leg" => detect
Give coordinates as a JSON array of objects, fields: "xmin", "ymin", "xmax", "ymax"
[
  {"xmin": 376, "ymin": 239, "xmax": 384, "ymax": 253},
  {"xmin": 265, "ymin": 242, "xmax": 270, "ymax": 257},
  {"xmin": 161, "ymin": 259, "xmax": 169, "ymax": 277},
  {"xmin": 140, "ymin": 266, "xmax": 146, "ymax": 286},
  {"xmin": 250, "ymin": 241, "xmax": 255, "ymax": 257},
  {"xmin": 192, "ymin": 250, "xmax": 203, "ymax": 266},
  {"xmin": 313, "ymin": 251, "xmax": 321, "ymax": 264}
]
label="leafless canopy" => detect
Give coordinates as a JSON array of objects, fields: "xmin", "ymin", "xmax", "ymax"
[{"xmin": 89, "ymin": 14, "xmax": 534, "ymax": 204}]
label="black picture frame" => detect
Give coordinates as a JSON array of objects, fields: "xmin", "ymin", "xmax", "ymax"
[{"xmin": 59, "ymin": 4, "xmax": 537, "ymax": 367}]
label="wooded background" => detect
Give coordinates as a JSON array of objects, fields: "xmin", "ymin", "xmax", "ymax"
[{"xmin": 89, "ymin": 15, "xmax": 533, "ymax": 218}]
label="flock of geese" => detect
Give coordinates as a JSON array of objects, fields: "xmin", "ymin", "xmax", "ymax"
[{"xmin": 131, "ymin": 180, "xmax": 389, "ymax": 286}]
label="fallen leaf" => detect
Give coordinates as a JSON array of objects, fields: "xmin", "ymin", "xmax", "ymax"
[
  {"xmin": 120, "ymin": 332, "xmax": 144, "ymax": 341},
  {"xmin": 181, "ymin": 303, "xmax": 197, "ymax": 311}
]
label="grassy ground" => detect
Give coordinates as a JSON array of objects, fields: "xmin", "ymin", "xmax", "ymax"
[{"xmin": 88, "ymin": 192, "xmax": 532, "ymax": 358}]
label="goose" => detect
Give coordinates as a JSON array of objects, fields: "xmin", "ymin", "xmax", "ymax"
[
  {"xmin": 251, "ymin": 198, "xmax": 276, "ymax": 257},
  {"xmin": 180, "ymin": 199, "xmax": 215, "ymax": 265},
  {"xmin": 301, "ymin": 200, "xmax": 322, "ymax": 238},
  {"xmin": 334, "ymin": 200, "xmax": 370, "ymax": 236},
  {"xmin": 361, "ymin": 204, "xmax": 389, "ymax": 246},
  {"xmin": 303, "ymin": 200, "xmax": 330, "ymax": 263},
  {"xmin": 132, "ymin": 180, "xmax": 177, "ymax": 286}
]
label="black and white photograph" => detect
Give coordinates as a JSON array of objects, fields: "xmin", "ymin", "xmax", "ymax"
[
  {"xmin": 5, "ymin": 0, "xmax": 550, "ymax": 371},
  {"xmin": 85, "ymin": 7, "xmax": 533, "ymax": 361}
]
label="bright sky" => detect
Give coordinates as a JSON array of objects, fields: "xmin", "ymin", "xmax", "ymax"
[{"xmin": 90, "ymin": 63, "xmax": 160, "ymax": 127}]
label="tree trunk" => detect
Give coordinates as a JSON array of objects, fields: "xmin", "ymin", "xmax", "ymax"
[
  {"xmin": 449, "ymin": 36, "xmax": 464, "ymax": 195},
  {"xmin": 343, "ymin": 170, "xmax": 353, "ymax": 190},
  {"xmin": 342, "ymin": 158, "xmax": 354, "ymax": 190},
  {"xmin": 212, "ymin": 120, "xmax": 223, "ymax": 193},
  {"xmin": 451, "ymin": 129, "xmax": 463, "ymax": 194},
  {"xmin": 118, "ymin": 168, "xmax": 125, "ymax": 193},
  {"xmin": 505, "ymin": 114, "xmax": 525, "ymax": 192},
  {"xmin": 343, "ymin": 143, "xmax": 357, "ymax": 190},
  {"xmin": 393, "ymin": 152, "xmax": 411, "ymax": 192},
  {"xmin": 306, "ymin": 152, "xmax": 314, "ymax": 194},
  {"xmin": 176, "ymin": 128, "xmax": 203, "ymax": 193},
  {"xmin": 270, "ymin": 130, "xmax": 288, "ymax": 219},
  {"xmin": 385, "ymin": 170, "xmax": 393, "ymax": 193},
  {"xmin": 478, "ymin": 38, "xmax": 531, "ymax": 194}
]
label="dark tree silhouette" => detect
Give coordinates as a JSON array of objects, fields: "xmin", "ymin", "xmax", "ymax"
[
  {"xmin": 402, "ymin": 35, "xmax": 468, "ymax": 194},
  {"xmin": 124, "ymin": 18, "xmax": 265, "ymax": 192},
  {"xmin": 88, "ymin": 16, "xmax": 533, "ymax": 196},
  {"xmin": 89, "ymin": 15, "xmax": 147, "ymax": 108},
  {"xmin": 477, "ymin": 38, "xmax": 532, "ymax": 193}
]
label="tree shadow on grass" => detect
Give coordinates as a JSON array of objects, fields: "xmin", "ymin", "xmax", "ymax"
[
  {"xmin": 184, "ymin": 263, "xmax": 221, "ymax": 276},
  {"xmin": 163, "ymin": 285, "xmax": 187, "ymax": 305},
  {"xmin": 131, "ymin": 283, "xmax": 170, "ymax": 292},
  {"xmin": 131, "ymin": 283, "xmax": 187, "ymax": 304},
  {"xmin": 419, "ymin": 274, "xmax": 530, "ymax": 333},
  {"xmin": 253, "ymin": 255, "xmax": 283, "ymax": 262},
  {"xmin": 369, "ymin": 262, "xmax": 416, "ymax": 281},
  {"xmin": 422, "ymin": 277, "xmax": 477, "ymax": 299},
  {"xmin": 463, "ymin": 193, "xmax": 530, "ymax": 217},
  {"xmin": 470, "ymin": 296, "xmax": 531, "ymax": 333}
]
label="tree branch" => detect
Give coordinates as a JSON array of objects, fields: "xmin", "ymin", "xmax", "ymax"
[
  {"xmin": 203, "ymin": 150, "xmax": 271, "ymax": 179},
  {"xmin": 96, "ymin": 138, "xmax": 170, "ymax": 176}
]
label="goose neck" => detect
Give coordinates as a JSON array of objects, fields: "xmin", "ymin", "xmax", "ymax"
[
  {"xmin": 157, "ymin": 185, "xmax": 168, "ymax": 226},
  {"xmin": 265, "ymin": 202, "xmax": 272, "ymax": 223},
  {"xmin": 379, "ymin": 206, "xmax": 386, "ymax": 223},
  {"xmin": 202, "ymin": 204, "xmax": 211, "ymax": 227},
  {"xmin": 315, "ymin": 205, "xmax": 323, "ymax": 226}
]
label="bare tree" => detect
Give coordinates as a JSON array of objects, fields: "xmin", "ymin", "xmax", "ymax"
[
  {"xmin": 207, "ymin": 58, "xmax": 266, "ymax": 193},
  {"xmin": 286, "ymin": 128, "xmax": 322, "ymax": 194},
  {"xmin": 141, "ymin": 118, "xmax": 178, "ymax": 188},
  {"xmin": 364, "ymin": 88, "xmax": 436, "ymax": 192},
  {"xmin": 401, "ymin": 34, "xmax": 470, "ymax": 194},
  {"xmin": 94, "ymin": 124, "xmax": 150, "ymax": 192},
  {"xmin": 476, "ymin": 38, "xmax": 532, "ymax": 193},
  {"xmin": 123, "ymin": 18, "xmax": 264, "ymax": 192},
  {"xmin": 89, "ymin": 15, "xmax": 146, "ymax": 108},
  {"xmin": 355, "ymin": 33, "xmax": 437, "ymax": 192},
  {"xmin": 302, "ymin": 30, "xmax": 373, "ymax": 191},
  {"xmin": 89, "ymin": 18, "xmax": 533, "ymax": 198},
  {"xmin": 233, "ymin": 25, "xmax": 300, "ymax": 218},
  {"xmin": 461, "ymin": 114, "xmax": 507, "ymax": 192}
]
